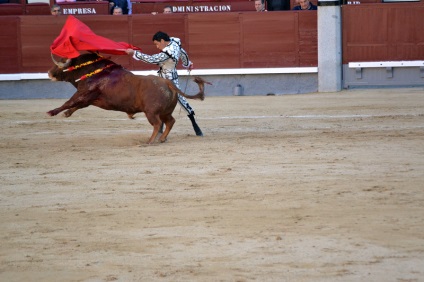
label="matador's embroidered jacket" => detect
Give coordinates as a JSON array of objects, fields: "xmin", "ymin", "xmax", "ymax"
[
  {"xmin": 132, "ymin": 37, "xmax": 191, "ymax": 89},
  {"xmin": 132, "ymin": 37, "xmax": 194, "ymax": 115}
]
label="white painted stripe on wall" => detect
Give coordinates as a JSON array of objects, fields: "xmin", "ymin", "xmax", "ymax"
[
  {"xmin": 349, "ymin": 61, "xmax": 424, "ymax": 68},
  {"xmin": 0, "ymin": 67, "xmax": 318, "ymax": 81}
]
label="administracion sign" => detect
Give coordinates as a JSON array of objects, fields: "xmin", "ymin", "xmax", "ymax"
[{"xmin": 172, "ymin": 5, "xmax": 232, "ymax": 12}]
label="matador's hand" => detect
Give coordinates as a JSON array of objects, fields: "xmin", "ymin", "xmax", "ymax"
[
  {"xmin": 125, "ymin": 49, "xmax": 135, "ymax": 56},
  {"xmin": 187, "ymin": 61, "xmax": 194, "ymax": 71}
]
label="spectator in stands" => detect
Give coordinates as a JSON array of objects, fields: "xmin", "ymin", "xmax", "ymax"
[
  {"xmin": 266, "ymin": 0, "xmax": 290, "ymax": 11},
  {"xmin": 112, "ymin": 6, "xmax": 123, "ymax": 15},
  {"xmin": 163, "ymin": 6, "xmax": 172, "ymax": 13},
  {"xmin": 50, "ymin": 4, "xmax": 61, "ymax": 16},
  {"xmin": 254, "ymin": 0, "xmax": 267, "ymax": 12},
  {"xmin": 127, "ymin": 0, "xmax": 132, "ymax": 14},
  {"xmin": 109, "ymin": 0, "xmax": 131, "ymax": 14},
  {"xmin": 152, "ymin": 6, "xmax": 173, "ymax": 15},
  {"xmin": 292, "ymin": 0, "xmax": 317, "ymax": 10}
]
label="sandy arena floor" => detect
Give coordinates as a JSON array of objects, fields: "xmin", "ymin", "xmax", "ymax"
[{"xmin": 1, "ymin": 88, "xmax": 424, "ymax": 281}]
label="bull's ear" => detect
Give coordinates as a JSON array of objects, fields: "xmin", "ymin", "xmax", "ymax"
[{"xmin": 51, "ymin": 53, "xmax": 71, "ymax": 69}]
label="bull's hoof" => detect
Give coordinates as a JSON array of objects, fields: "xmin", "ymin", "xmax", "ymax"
[
  {"xmin": 47, "ymin": 111, "xmax": 56, "ymax": 116},
  {"xmin": 63, "ymin": 110, "xmax": 72, "ymax": 118},
  {"xmin": 146, "ymin": 139, "xmax": 155, "ymax": 145}
]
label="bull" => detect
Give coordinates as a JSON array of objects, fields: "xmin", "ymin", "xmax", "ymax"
[{"xmin": 47, "ymin": 53, "xmax": 207, "ymax": 144}]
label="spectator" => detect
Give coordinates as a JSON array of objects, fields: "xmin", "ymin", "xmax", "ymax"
[
  {"xmin": 266, "ymin": 0, "xmax": 290, "ymax": 11},
  {"xmin": 50, "ymin": 4, "xmax": 61, "ymax": 16},
  {"xmin": 112, "ymin": 6, "xmax": 123, "ymax": 15},
  {"xmin": 125, "ymin": 31, "xmax": 203, "ymax": 137},
  {"xmin": 163, "ymin": 6, "xmax": 172, "ymax": 13},
  {"xmin": 254, "ymin": 0, "xmax": 267, "ymax": 12},
  {"xmin": 152, "ymin": 6, "xmax": 173, "ymax": 15},
  {"xmin": 109, "ymin": 0, "xmax": 131, "ymax": 14},
  {"xmin": 292, "ymin": 0, "xmax": 317, "ymax": 10},
  {"xmin": 127, "ymin": 0, "xmax": 132, "ymax": 14}
]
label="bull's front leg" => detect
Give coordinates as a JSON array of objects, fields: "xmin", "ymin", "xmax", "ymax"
[
  {"xmin": 63, "ymin": 107, "xmax": 78, "ymax": 117},
  {"xmin": 47, "ymin": 106, "xmax": 67, "ymax": 117},
  {"xmin": 47, "ymin": 90, "xmax": 99, "ymax": 117}
]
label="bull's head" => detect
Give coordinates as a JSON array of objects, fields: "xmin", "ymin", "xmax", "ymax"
[
  {"xmin": 48, "ymin": 54, "xmax": 73, "ymax": 82},
  {"xmin": 48, "ymin": 53, "xmax": 115, "ymax": 84},
  {"xmin": 51, "ymin": 53, "xmax": 72, "ymax": 69}
]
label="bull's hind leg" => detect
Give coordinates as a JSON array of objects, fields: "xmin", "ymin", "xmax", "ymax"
[
  {"xmin": 159, "ymin": 115, "xmax": 175, "ymax": 143},
  {"xmin": 145, "ymin": 112, "xmax": 162, "ymax": 144}
]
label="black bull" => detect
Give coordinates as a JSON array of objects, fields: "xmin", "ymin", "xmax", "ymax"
[{"xmin": 47, "ymin": 53, "xmax": 208, "ymax": 144}]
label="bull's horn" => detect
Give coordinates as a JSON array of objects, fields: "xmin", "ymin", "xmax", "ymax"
[{"xmin": 51, "ymin": 53, "xmax": 71, "ymax": 69}]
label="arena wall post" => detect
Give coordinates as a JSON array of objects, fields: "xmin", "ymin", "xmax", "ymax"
[{"xmin": 318, "ymin": 0, "xmax": 342, "ymax": 92}]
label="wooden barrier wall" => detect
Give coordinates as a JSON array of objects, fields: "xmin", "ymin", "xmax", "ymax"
[
  {"xmin": 342, "ymin": 2, "xmax": 424, "ymax": 64},
  {"xmin": 1, "ymin": 2, "xmax": 423, "ymax": 75},
  {"xmin": 0, "ymin": 11, "xmax": 317, "ymax": 74}
]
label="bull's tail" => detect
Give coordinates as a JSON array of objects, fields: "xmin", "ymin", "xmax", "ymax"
[{"xmin": 168, "ymin": 76, "xmax": 211, "ymax": 101}]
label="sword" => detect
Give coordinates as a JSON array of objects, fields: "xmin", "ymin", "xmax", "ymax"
[
  {"xmin": 179, "ymin": 69, "xmax": 191, "ymax": 116},
  {"xmin": 183, "ymin": 69, "xmax": 191, "ymax": 94}
]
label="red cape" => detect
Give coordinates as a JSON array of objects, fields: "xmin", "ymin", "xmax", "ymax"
[{"xmin": 50, "ymin": 15, "xmax": 141, "ymax": 58}]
